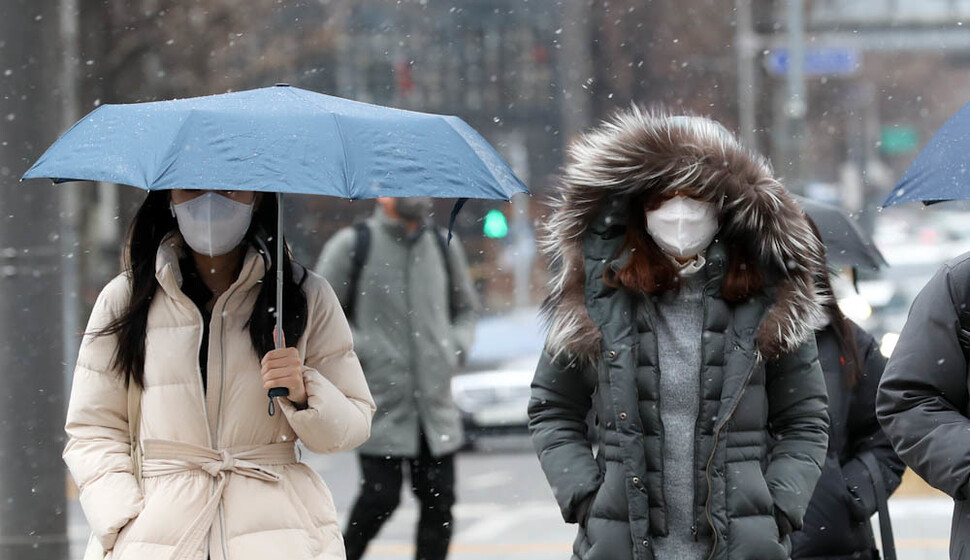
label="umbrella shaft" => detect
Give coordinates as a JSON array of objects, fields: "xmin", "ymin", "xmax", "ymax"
[
  {"xmin": 268, "ymin": 193, "xmax": 289, "ymax": 412},
  {"xmin": 276, "ymin": 193, "xmax": 284, "ymax": 350}
]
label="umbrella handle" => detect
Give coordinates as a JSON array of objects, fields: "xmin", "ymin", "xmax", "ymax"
[
  {"xmin": 268, "ymin": 192, "xmax": 290, "ymax": 416},
  {"xmin": 267, "ymin": 387, "xmax": 289, "ymax": 416}
]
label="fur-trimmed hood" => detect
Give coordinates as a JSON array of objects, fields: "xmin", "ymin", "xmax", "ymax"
[{"xmin": 540, "ymin": 107, "xmax": 827, "ymax": 361}]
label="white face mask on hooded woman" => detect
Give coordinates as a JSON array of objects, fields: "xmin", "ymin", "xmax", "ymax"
[
  {"xmin": 171, "ymin": 192, "xmax": 254, "ymax": 257},
  {"xmin": 645, "ymin": 196, "xmax": 719, "ymax": 259}
]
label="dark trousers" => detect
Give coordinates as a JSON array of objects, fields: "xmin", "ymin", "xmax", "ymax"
[{"xmin": 344, "ymin": 435, "xmax": 456, "ymax": 560}]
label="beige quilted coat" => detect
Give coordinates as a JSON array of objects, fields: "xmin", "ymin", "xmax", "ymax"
[{"xmin": 64, "ymin": 235, "xmax": 376, "ymax": 560}]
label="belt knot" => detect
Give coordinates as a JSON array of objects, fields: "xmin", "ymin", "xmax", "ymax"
[
  {"xmin": 202, "ymin": 449, "xmax": 237, "ymax": 477},
  {"xmin": 139, "ymin": 439, "xmax": 298, "ymax": 560}
]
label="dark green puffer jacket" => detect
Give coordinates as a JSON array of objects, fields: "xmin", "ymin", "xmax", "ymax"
[{"xmin": 528, "ymin": 109, "xmax": 830, "ymax": 560}]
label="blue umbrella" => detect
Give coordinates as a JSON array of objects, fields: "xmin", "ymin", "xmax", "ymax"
[
  {"xmin": 22, "ymin": 84, "xmax": 528, "ymax": 408},
  {"xmin": 884, "ymin": 102, "xmax": 970, "ymax": 206},
  {"xmin": 23, "ymin": 84, "xmax": 525, "ymax": 200}
]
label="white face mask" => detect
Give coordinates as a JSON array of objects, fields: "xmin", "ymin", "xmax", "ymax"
[
  {"xmin": 171, "ymin": 192, "xmax": 254, "ymax": 257},
  {"xmin": 645, "ymin": 196, "xmax": 719, "ymax": 258}
]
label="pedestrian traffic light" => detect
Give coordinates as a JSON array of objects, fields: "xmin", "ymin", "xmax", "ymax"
[{"xmin": 483, "ymin": 209, "xmax": 509, "ymax": 239}]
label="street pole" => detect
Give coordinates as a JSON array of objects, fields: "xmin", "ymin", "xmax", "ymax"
[
  {"xmin": 786, "ymin": 0, "xmax": 807, "ymax": 193},
  {"xmin": 736, "ymin": 0, "xmax": 759, "ymax": 152},
  {"xmin": 860, "ymin": 82, "xmax": 879, "ymax": 237},
  {"xmin": 0, "ymin": 1, "xmax": 70, "ymax": 558},
  {"xmin": 558, "ymin": 0, "xmax": 593, "ymax": 143},
  {"xmin": 504, "ymin": 132, "xmax": 533, "ymax": 309},
  {"xmin": 60, "ymin": 0, "xmax": 82, "ymax": 415}
]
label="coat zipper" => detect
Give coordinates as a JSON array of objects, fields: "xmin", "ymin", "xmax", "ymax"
[
  {"xmin": 691, "ymin": 280, "xmax": 715, "ymax": 541},
  {"xmin": 214, "ymin": 283, "xmax": 243, "ymax": 560},
  {"xmin": 704, "ymin": 358, "xmax": 758, "ymax": 560},
  {"xmin": 404, "ymin": 236, "xmax": 424, "ymax": 453},
  {"xmin": 180, "ymin": 294, "xmax": 215, "ymax": 560},
  {"xmin": 186, "ymin": 303, "xmax": 211, "ymax": 446},
  {"xmin": 647, "ymin": 296, "xmax": 667, "ymax": 534},
  {"xmin": 170, "ymin": 261, "xmax": 250, "ymax": 560}
]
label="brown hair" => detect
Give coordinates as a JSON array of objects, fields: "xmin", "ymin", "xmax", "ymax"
[{"xmin": 606, "ymin": 191, "xmax": 764, "ymax": 303}]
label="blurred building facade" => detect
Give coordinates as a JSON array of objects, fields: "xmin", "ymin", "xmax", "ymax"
[
  {"xmin": 70, "ymin": 0, "xmax": 970, "ymax": 311},
  {"xmin": 757, "ymin": 0, "xmax": 970, "ymax": 217}
]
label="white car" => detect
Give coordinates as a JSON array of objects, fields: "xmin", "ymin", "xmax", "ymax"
[
  {"xmin": 451, "ymin": 308, "xmax": 544, "ymax": 437},
  {"xmin": 451, "ymin": 356, "xmax": 538, "ymax": 432}
]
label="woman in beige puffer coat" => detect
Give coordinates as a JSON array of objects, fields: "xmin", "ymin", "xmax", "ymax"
[{"xmin": 64, "ymin": 189, "xmax": 376, "ymax": 560}]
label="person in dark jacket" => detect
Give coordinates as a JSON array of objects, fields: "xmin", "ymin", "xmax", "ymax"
[
  {"xmin": 528, "ymin": 108, "xmax": 830, "ymax": 560},
  {"xmin": 791, "ymin": 222, "xmax": 904, "ymax": 560},
  {"xmin": 877, "ymin": 253, "xmax": 970, "ymax": 560}
]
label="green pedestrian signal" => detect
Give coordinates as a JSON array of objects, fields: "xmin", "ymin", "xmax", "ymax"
[
  {"xmin": 880, "ymin": 126, "xmax": 919, "ymax": 155},
  {"xmin": 483, "ymin": 209, "xmax": 509, "ymax": 239}
]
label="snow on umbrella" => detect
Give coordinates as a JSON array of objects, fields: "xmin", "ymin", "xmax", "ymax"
[
  {"xmin": 22, "ymin": 84, "xmax": 529, "ymax": 410},
  {"xmin": 884, "ymin": 102, "xmax": 970, "ymax": 206}
]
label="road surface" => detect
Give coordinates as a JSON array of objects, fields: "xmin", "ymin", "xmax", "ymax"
[{"xmin": 68, "ymin": 435, "xmax": 952, "ymax": 559}]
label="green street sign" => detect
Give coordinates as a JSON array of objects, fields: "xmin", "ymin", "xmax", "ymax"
[
  {"xmin": 881, "ymin": 126, "xmax": 919, "ymax": 155},
  {"xmin": 483, "ymin": 209, "xmax": 509, "ymax": 239}
]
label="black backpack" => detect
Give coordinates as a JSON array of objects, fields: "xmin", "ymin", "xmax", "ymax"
[{"xmin": 342, "ymin": 222, "xmax": 455, "ymax": 322}]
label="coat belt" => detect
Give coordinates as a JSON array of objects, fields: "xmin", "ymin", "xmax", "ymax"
[{"xmin": 140, "ymin": 439, "xmax": 298, "ymax": 560}]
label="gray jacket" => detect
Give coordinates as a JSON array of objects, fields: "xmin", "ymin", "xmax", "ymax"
[
  {"xmin": 529, "ymin": 110, "xmax": 830, "ymax": 560},
  {"xmin": 877, "ymin": 252, "xmax": 970, "ymax": 559},
  {"xmin": 316, "ymin": 207, "xmax": 479, "ymax": 457}
]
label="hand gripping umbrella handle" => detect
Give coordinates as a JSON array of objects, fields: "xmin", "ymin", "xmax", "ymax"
[{"xmin": 268, "ymin": 193, "xmax": 289, "ymax": 415}]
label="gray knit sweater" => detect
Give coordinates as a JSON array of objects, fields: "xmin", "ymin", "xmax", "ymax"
[{"xmin": 649, "ymin": 269, "xmax": 710, "ymax": 560}]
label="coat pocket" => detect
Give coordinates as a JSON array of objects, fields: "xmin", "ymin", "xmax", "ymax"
[
  {"xmin": 726, "ymin": 460, "xmax": 775, "ymax": 518},
  {"xmin": 280, "ymin": 473, "xmax": 328, "ymax": 555},
  {"xmin": 288, "ymin": 464, "xmax": 340, "ymax": 527}
]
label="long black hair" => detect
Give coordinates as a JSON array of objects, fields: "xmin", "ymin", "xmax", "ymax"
[
  {"xmin": 95, "ymin": 190, "xmax": 308, "ymax": 387},
  {"xmin": 807, "ymin": 218, "xmax": 863, "ymax": 388}
]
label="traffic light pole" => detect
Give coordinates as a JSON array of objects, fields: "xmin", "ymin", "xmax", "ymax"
[
  {"xmin": 735, "ymin": 0, "xmax": 760, "ymax": 152},
  {"xmin": 785, "ymin": 0, "xmax": 807, "ymax": 194}
]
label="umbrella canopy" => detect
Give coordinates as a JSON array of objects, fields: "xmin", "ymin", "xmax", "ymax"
[
  {"xmin": 22, "ymin": 85, "xmax": 528, "ymax": 413},
  {"xmin": 883, "ymin": 102, "xmax": 970, "ymax": 206},
  {"xmin": 795, "ymin": 196, "xmax": 887, "ymax": 271},
  {"xmin": 22, "ymin": 84, "xmax": 526, "ymax": 201}
]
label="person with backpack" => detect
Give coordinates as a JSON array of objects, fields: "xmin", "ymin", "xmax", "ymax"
[
  {"xmin": 877, "ymin": 253, "xmax": 970, "ymax": 559},
  {"xmin": 315, "ymin": 197, "xmax": 480, "ymax": 560}
]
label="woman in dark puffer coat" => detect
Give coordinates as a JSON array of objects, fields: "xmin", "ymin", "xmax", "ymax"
[
  {"xmin": 528, "ymin": 108, "xmax": 830, "ymax": 560},
  {"xmin": 791, "ymin": 221, "xmax": 904, "ymax": 560}
]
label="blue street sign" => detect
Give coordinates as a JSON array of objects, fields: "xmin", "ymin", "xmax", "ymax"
[{"xmin": 765, "ymin": 47, "xmax": 860, "ymax": 77}]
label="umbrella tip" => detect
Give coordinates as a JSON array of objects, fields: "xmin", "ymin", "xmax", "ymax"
[{"xmin": 274, "ymin": 83, "xmax": 291, "ymax": 88}]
